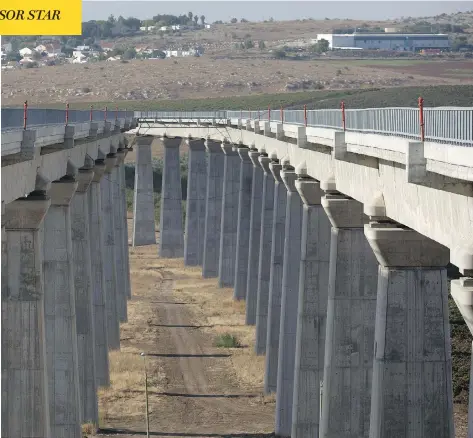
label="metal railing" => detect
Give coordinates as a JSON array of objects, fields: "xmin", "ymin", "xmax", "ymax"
[
  {"xmin": 1, "ymin": 107, "xmax": 134, "ymax": 131},
  {"xmin": 1, "ymin": 106, "xmax": 472, "ymax": 146},
  {"xmin": 136, "ymin": 107, "xmax": 473, "ymax": 146}
]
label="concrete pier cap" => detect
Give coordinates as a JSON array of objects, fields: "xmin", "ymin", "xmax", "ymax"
[
  {"xmin": 221, "ymin": 138, "xmax": 237, "ymax": 155},
  {"xmin": 249, "ymin": 148, "xmax": 266, "ymax": 167},
  {"xmin": 258, "ymin": 155, "xmax": 272, "ymax": 174},
  {"xmin": 295, "ymin": 163, "xmax": 322, "ymax": 206},
  {"xmin": 104, "ymin": 153, "xmax": 118, "ymax": 173},
  {"xmin": 451, "ymin": 245, "xmax": 473, "ymax": 277},
  {"xmin": 76, "ymin": 167, "xmax": 95, "ymax": 192},
  {"xmin": 364, "ymin": 222, "xmax": 450, "ymax": 267},
  {"xmin": 186, "ymin": 136, "xmax": 206, "ymax": 150},
  {"xmin": 205, "ymin": 136, "xmax": 222, "ymax": 152},
  {"xmin": 237, "ymin": 145, "xmax": 252, "ymax": 162},
  {"xmin": 281, "ymin": 167, "xmax": 298, "ymax": 193},
  {"xmin": 161, "ymin": 135, "xmax": 182, "ymax": 148},
  {"xmin": 49, "ymin": 175, "xmax": 79, "ymax": 204}
]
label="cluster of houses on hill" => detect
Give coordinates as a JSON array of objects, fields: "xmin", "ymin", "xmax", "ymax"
[
  {"xmin": 1, "ymin": 39, "xmax": 205, "ymax": 69},
  {"xmin": 139, "ymin": 23, "xmax": 211, "ymax": 32}
]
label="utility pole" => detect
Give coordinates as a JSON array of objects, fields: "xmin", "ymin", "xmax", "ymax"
[{"xmin": 141, "ymin": 352, "xmax": 150, "ymax": 438}]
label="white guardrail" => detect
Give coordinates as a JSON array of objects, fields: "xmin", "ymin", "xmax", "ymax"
[{"xmin": 136, "ymin": 107, "xmax": 473, "ymax": 146}]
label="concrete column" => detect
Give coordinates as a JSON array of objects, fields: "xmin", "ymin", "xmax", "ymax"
[
  {"xmin": 184, "ymin": 138, "xmax": 207, "ymax": 266},
  {"xmin": 245, "ymin": 149, "xmax": 265, "ymax": 325},
  {"xmin": 132, "ymin": 135, "xmax": 156, "ymax": 246},
  {"xmin": 233, "ymin": 145, "xmax": 253, "ymax": 300},
  {"xmin": 2, "ymin": 194, "xmax": 51, "ymax": 438},
  {"xmin": 159, "ymin": 136, "xmax": 184, "ymax": 258},
  {"xmin": 43, "ymin": 177, "xmax": 82, "ymax": 438},
  {"xmin": 291, "ymin": 175, "xmax": 331, "ymax": 438},
  {"xmin": 275, "ymin": 163, "xmax": 304, "ymax": 437},
  {"xmin": 70, "ymin": 167, "xmax": 99, "ymax": 425},
  {"xmin": 218, "ymin": 139, "xmax": 240, "ymax": 287},
  {"xmin": 88, "ymin": 160, "xmax": 110, "ymax": 387},
  {"xmin": 120, "ymin": 146, "xmax": 132, "ymax": 299},
  {"xmin": 264, "ymin": 160, "xmax": 287, "ymax": 394},
  {"xmin": 365, "ymin": 221, "xmax": 453, "ymax": 438},
  {"xmin": 113, "ymin": 148, "xmax": 127, "ymax": 322},
  {"xmin": 451, "ymin": 277, "xmax": 473, "ymax": 438},
  {"xmin": 319, "ymin": 192, "xmax": 378, "ymax": 438},
  {"xmin": 101, "ymin": 154, "xmax": 120, "ymax": 350},
  {"xmin": 202, "ymin": 138, "xmax": 224, "ymax": 278},
  {"xmin": 255, "ymin": 155, "xmax": 276, "ymax": 354}
]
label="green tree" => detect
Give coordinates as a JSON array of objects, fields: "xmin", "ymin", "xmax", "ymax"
[
  {"xmin": 194, "ymin": 15, "xmax": 198, "ymax": 25},
  {"xmin": 230, "ymin": 18, "xmax": 238, "ymax": 23},
  {"xmin": 273, "ymin": 49, "xmax": 286, "ymax": 59},
  {"xmin": 122, "ymin": 47, "xmax": 136, "ymax": 59},
  {"xmin": 188, "ymin": 12, "xmax": 193, "ymax": 22},
  {"xmin": 6, "ymin": 52, "xmax": 22, "ymax": 62},
  {"xmin": 200, "ymin": 15, "xmax": 205, "ymax": 25},
  {"xmin": 258, "ymin": 40, "xmax": 266, "ymax": 50},
  {"xmin": 244, "ymin": 39, "xmax": 254, "ymax": 49}
]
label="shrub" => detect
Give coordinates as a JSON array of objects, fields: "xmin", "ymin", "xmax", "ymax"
[{"xmin": 214, "ymin": 334, "xmax": 241, "ymax": 348}]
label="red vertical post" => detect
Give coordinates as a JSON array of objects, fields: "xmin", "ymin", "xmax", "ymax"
[
  {"xmin": 90, "ymin": 105, "xmax": 93, "ymax": 121},
  {"xmin": 418, "ymin": 96, "xmax": 425, "ymax": 142},
  {"xmin": 65, "ymin": 102, "xmax": 69, "ymax": 125},
  {"xmin": 104, "ymin": 106, "xmax": 107, "ymax": 122},
  {"xmin": 341, "ymin": 101, "xmax": 346, "ymax": 131},
  {"xmin": 23, "ymin": 100, "xmax": 28, "ymax": 130},
  {"xmin": 281, "ymin": 106, "xmax": 284, "ymax": 124},
  {"xmin": 304, "ymin": 104, "xmax": 307, "ymax": 127}
]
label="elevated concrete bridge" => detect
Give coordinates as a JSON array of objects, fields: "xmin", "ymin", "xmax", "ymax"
[{"xmin": 1, "ymin": 105, "xmax": 473, "ymax": 438}]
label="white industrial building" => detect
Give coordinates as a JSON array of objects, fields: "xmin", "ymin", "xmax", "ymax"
[{"xmin": 315, "ymin": 33, "xmax": 450, "ymax": 51}]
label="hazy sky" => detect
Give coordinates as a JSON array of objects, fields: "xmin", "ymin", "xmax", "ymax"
[{"xmin": 82, "ymin": 1, "xmax": 473, "ymax": 23}]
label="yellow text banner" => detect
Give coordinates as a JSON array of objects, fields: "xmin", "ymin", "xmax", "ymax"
[{"xmin": 0, "ymin": 0, "xmax": 82, "ymax": 35}]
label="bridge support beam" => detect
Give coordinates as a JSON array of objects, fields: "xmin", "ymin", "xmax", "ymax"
[
  {"xmin": 255, "ymin": 155, "xmax": 275, "ymax": 354},
  {"xmin": 365, "ymin": 222, "xmax": 454, "ymax": 438},
  {"xmin": 218, "ymin": 140, "xmax": 240, "ymax": 287},
  {"xmin": 43, "ymin": 177, "xmax": 82, "ymax": 438},
  {"xmin": 202, "ymin": 139, "xmax": 224, "ymax": 278},
  {"xmin": 88, "ymin": 160, "xmax": 110, "ymax": 387},
  {"xmin": 233, "ymin": 145, "xmax": 253, "ymax": 300},
  {"xmin": 159, "ymin": 136, "xmax": 184, "ymax": 258},
  {"xmin": 319, "ymin": 193, "xmax": 378, "ymax": 438},
  {"xmin": 120, "ymin": 145, "xmax": 132, "ymax": 299},
  {"xmin": 184, "ymin": 138, "xmax": 207, "ymax": 266},
  {"xmin": 246, "ymin": 149, "xmax": 265, "ymax": 325},
  {"xmin": 451, "ymin": 277, "xmax": 473, "ymax": 438},
  {"xmin": 101, "ymin": 154, "xmax": 120, "ymax": 350},
  {"xmin": 71, "ymin": 167, "xmax": 99, "ymax": 425},
  {"xmin": 132, "ymin": 135, "xmax": 156, "ymax": 246},
  {"xmin": 2, "ymin": 194, "xmax": 51, "ymax": 438},
  {"xmin": 113, "ymin": 148, "xmax": 127, "ymax": 322},
  {"xmin": 264, "ymin": 160, "xmax": 287, "ymax": 394},
  {"xmin": 275, "ymin": 164, "xmax": 303, "ymax": 437},
  {"xmin": 291, "ymin": 176, "xmax": 331, "ymax": 438}
]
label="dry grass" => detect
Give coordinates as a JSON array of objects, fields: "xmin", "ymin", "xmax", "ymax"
[
  {"xmin": 3, "ymin": 55, "xmax": 468, "ymax": 107},
  {"xmin": 162, "ymin": 258, "xmax": 267, "ymax": 390}
]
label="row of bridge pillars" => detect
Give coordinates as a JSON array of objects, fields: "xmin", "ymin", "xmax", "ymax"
[
  {"xmin": 132, "ymin": 133, "xmax": 469, "ymax": 438},
  {"xmin": 1, "ymin": 142, "xmax": 132, "ymax": 438}
]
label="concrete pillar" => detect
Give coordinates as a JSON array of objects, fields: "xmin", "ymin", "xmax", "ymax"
[
  {"xmin": 365, "ymin": 221, "xmax": 454, "ymax": 438},
  {"xmin": 451, "ymin": 277, "xmax": 473, "ymax": 438},
  {"xmin": 218, "ymin": 140, "xmax": 240, "ymax": 287},
  {"xmin": 113, "ymin": 148, "xmax": 127, "ymax": 322},
  {"xmin": 255, "ymin": 155, "xmax": 276, "ymax": 354},
  {"xmin": 184, "ymin": 137, "xmax": 207, "ymax": 266},
  {"xmin": 132, "ymin": 135, "xmax": 156, "ymax": 246},
  {"xmin": 120, "ymin": 146, "xmax": 132, "ymax": 299},
  {"xmin": 202, "ymin": 138, "xmax": 224, "ymax": 278},
  {"xmin": 159, "ymin": 136, "xmax": 184, "ymax": 258},
  {"xmin": 275, "ymin": 163, "xmax": 304, "ymax": 437},
  {"xmin": 101, "ymin": 154, "xmax": 120, "ymax": 350},
  {"xmin": 88, "ymin": 160, "xmax": 110, "ymax": 387},
  {"xmin": 264, "ymin": 160, "xmax": 287, "ymax": 394},
  {"xmin": 70, "ymin": 167, "xmax": 99, "ymax": 425},
  {"xmin": 2, "ymin": 194, "xmax": 51, "ymax": 438},
  {"xmin": 233, "ymin": 145, "xmax": 253, "ymax": 300},
  {"xmin": 43, "ymin": 177, "xmax": 82, "ymax": 438},
  {"xmin": 319, "ymin": 192, "xmax": 378, "ymax": 438},
  {"xmin": 291, "ymin": 175, "xmax": 331, "ymax": 438},
  {"xmin": 245, "ymin": 149, "xmax": 265, "ymax": 325}
]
